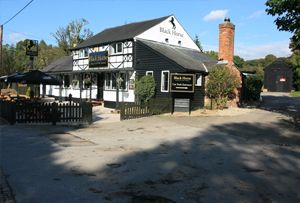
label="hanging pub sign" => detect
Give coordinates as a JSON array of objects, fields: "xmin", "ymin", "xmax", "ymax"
[
  {"xmin": 25, "ymin": 39, "xmax": 38, "ymax": 56},
  {"xmin": 89, "ymin": 51, "xmax": 108, "ymax": 68},
  {"xmin": 170, "ymin": 73, "xmax": 195, "ymax": 93}
]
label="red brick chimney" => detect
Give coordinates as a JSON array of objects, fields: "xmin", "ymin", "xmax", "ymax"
[{"xmin": 218, "ymin": 18, "xmax": 235, "ymax": 66}]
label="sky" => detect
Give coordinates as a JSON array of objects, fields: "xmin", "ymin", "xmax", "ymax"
[{"xmin": 0, "ymin": 0, "xmax": 293, "ymax": 60}]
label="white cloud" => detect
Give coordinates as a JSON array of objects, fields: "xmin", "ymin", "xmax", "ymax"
[
  {"xmin": 203, "ymin": 10, "xmax": 228, "ymax": 21},
  {"xmin": 236, "ymin": 41, "xmax": 292, "ymax": 60},
  {"xmin": 247, "ymin": 10, "xmax": 264, "ymax": 19}
]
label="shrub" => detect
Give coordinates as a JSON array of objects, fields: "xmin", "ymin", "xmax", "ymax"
[
  {"xmin": 135, "ymin": 75, "xmax": 156, "ymax": 103},
  {"xmin": 245, "ymin": 75, "xmax": 263, "ymax": 101},
  {"xmin": 206, "ymin": 65, "xmax": 240, "ymax": 109}
]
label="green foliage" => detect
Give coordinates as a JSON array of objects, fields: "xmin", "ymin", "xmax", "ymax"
[
  {"xmin": 135, "ymin": 75, "xmax": 156, "ymax": 103},
  {"xmin": 193, "ymin": 35, "xmax": 203, "ymax": 52},
  {"xmin": 245, "ymin": 75, "xmax": 263, "ymax": 101},
  {"xmin": 206, "ymin": 65, "xmax": 240, "ymax": 109},
  {"xmin": 0, "ymin": 40, "xmax": 66, "ymax": 76},
  {"xmin": 51, "ymin": 18, "xmax": 93, "ymax": 55},
  {"xmin": 25, "ymin": 87, "xmax": 31, "ymax": 97},
  {"xmin": 288, "ymin": 51, "xmax": 300, "ymax": 90},
  {"xmin": 205, "ymin": 50, "xmax": 218, "ymax": 60},
  {"xmin": 265, "ymin": 0, "xmax": 300, "ymax": 51},
  {"xmin": 234, "ymin": 55, "xmax": 245, "ymax": 68},
  {"xmin": 290, "ymin": 91, "xmax": 300, "ymax": 97}
]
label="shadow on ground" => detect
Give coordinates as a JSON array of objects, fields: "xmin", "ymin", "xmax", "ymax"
[
  {"xmin": 1, "ymin": 117, "xmax": 300, "ymax": 202},
  {"xmin": 259, "ymin": 94, "xmax": 300, "ymax": 118}
]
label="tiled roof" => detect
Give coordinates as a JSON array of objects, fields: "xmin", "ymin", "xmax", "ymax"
[{"xmin": 73, "ymin": 15, "xmax": 170, "ymax": 49}]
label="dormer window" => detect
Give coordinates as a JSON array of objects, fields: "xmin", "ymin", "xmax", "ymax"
[
  {"xmin": 79, "ymin": 48, "xmax": 89, "ymax": 58},
  {"xmin": 111, "ymin": 42, "xmax": 123, "ymax": 54}
]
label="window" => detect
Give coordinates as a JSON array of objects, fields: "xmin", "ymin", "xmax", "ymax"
[
  {"xmin": 105, "ymin": 72, "xmax": 116, "ymax": 90},
  {"xmin": 161, "ymin": 70, "xmax": 169, "ymax": 92},
  {"xmin": 119, "ymin": 73, "xmax": 127, "ymax": 90},
  {"xmin": 146, "ymin": 71, "xmax": 153, "ymax": 77},
  {"xmin": 105, "ymin": 72, "xmax": 127, "ymax": 90},
  {"xmin": 111, "ymin": 42, "xmax": 123, "ymax": 54},
  {"xmin": 195, "ymin": 74, "xmax": 202, "ymax": 86},
  {"xmin": 165, "ymin": 38, "xmax": 169, "ymax": 43},
  {"xmin": 79, "ymin": 48, "xmax": 89, "ymax": 58}
]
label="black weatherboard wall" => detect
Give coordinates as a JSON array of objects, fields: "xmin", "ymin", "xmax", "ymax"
[
  {"xmin": 264, "ymin": 59, "xmax": 293, "ymax": 92},
  {"xmin": 134, "ymin": 40, "xmax": 206, "ymax": 109}
]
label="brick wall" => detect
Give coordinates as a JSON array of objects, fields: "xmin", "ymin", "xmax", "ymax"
[{"xmin": 218, "ymin": 19, "xmax": 235, "ymax": 66}]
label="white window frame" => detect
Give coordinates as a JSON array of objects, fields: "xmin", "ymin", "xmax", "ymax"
[
  {"xmin": 79, "ymin": 48, "xmax": 89, "ymax": 58},
  {"xmin": 195, "ymin": 74, "xmax": 202, "ymax": 86},
  {"xmin": 161, "ymin": 70, "xmax": 170, "ymax": 92},
  {"xmin": 146, "ymin": 71, "xmax": 153, "ymax": 76},
  {"xmin": 105, "ymin": 72, "xmax": 117, "ymax": 90},
  {"xmin": 110, "ymin": 42, "xmax": 123, "ymax": 54}
]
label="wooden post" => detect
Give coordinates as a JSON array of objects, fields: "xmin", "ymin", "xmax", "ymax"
[
  {"xmin": 82, "ymin": 101, "xmax": 92, "ymax": 124},
  {"xmin": 0, "ymin": 25, "xmax": 3, "ymax": 70},
  {"xmin": 116, "ymin": 72, "xmax": 120, "ymax": 109},
  {"xmin": 51, "ymin": 102, "xmax": 58, "ymax": 125},
  {"xmin": 7, "ymin": 102, "xmax": 16, "ymax": 125}
]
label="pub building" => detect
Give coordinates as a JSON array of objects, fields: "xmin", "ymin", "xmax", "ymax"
[{"xmin": 42, "ymin": 15, "xmax": 229, "ymax": 109}]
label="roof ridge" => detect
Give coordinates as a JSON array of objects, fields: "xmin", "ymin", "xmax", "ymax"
[
  {"xmin": 103, "ymin": 15, "xmax": 171, "ymax": 32},
  {"xmin": 73, "ymin": 15, "xmax": 172, "ymax": 50}
]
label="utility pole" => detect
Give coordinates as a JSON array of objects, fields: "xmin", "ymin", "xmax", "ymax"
[{"xmin": 0, "ymin": 25, "xmax": 3, "ymax": 71}]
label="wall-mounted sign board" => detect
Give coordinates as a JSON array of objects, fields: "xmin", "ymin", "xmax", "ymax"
[
  {"xmin": 170, "ymin": 73, "xmax": 195, "ymax": 93},
  {"xmin": 89, "ymin": 51, "xmax": 108, "ymax": 68}
]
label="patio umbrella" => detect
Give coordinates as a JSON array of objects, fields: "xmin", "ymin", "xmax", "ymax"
[
  {"xmin": 7, "ymin": 70, "xmax": 62, "ymax": 85},
  {"xmin": 0, "ymin": 72, "xmax": 24, "ymax": 83}
]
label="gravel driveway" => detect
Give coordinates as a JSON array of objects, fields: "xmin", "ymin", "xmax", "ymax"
[{"xmin": 0, "ymin": 98, "xmax": 300, "ymax": 202}]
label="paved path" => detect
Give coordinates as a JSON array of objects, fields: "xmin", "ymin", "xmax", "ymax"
[
  {"xmin": 260, "ymin": 92, "xmax": 300, "ymax": 117},
  {"xmin": 0, "ymin": 102, "xmax": 299, "ymax": 202}
]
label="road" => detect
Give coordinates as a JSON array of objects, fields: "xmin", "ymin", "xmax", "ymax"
[{"xmin": 0, "ymin": 95, "xmax": 300, "ymax": 203}]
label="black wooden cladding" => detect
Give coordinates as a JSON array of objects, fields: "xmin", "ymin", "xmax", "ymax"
[
  {"xmin": 264, "ymin": 60, "xmax": 293, "ymax": 92},
  {"xmin": 135, "ymin": 40, "xmax": 206, "ymax": 109},
  {"xmin": 0, "ymin": 101, "xmax": 92, "ymax": 125}
]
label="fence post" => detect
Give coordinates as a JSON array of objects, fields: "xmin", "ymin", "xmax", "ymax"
[
  {"xmin": 51, "ymin": 102, "xmax": 58, "ymax": 125},
  {"xmin": 120, "ymin": 104, "xmax": 124, "ymax": 120},
  {"xmin": 7, "ymin": 102, "xmax": 16, "ymax": 125},
  {"xmin": 82, "ymin": 101, "xmax": 92, "ymax": 124}
]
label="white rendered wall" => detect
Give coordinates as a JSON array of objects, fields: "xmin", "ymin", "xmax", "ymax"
[
  {"xmin": 103, "ymin": 90, "xmax": 135, "ymax": 102},
  {"xmin": 72, "ymin": 41, "xmax": 133, "ymax": 71},
  {"xmin": 136, "ymin": 15, "xmax": 200, "ymax": 51},
  {"xmin": 44, "ymin": 85, "xmax": 98, "ymax": 99}
]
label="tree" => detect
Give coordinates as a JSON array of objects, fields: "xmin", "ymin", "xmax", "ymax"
[
  {"xmin": 206, "ymin": 65, "xmax": 240, "ymax": 109},
  {"xmin": 135, "ymin": 75, "xmax": 156, "ymax": 103},
  {"xmin": 194, "ymin": 35, "xmax": 203, "ymax": 52},
  {"xmin": 36, "ymin": 40, "xmax": 65, "ymax": 69},
  {"xmin": 1, "ymin": 44, "xmax": 16, "ymax": 76},
  {"xmin": 234, "ymin": 55, "xmax": 245, "ymax": 69},
  {"xmin": 288, "ymin": 51, "xmax": 300, "ymax": 90},
  {"xmin": 266, "ymin": 0, "xmax": 300, "ymax": 51},
  {"xmin": 264, "ymin": 54, "xmax": 277, "ymax": 66},
  {"xmin": 205, "ymin": 50, "xmax": 218, "ymax": 60},
  {"xmin": 52, "ymin": 18, "xmax": 93, "ymax": 55}
]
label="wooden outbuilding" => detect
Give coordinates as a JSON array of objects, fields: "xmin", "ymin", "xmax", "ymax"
[{"xmin": 264, "ymin": 59, "xmax": 293, "ymax": 92}]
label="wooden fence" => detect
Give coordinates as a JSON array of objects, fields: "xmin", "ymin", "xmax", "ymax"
[
  {"xmin": 0, "ymin": 100, "xmax": 92, "ymax": 125},
  {"xmin": 120, "ymin": 98, "xmax": 172, "ymax": 120}
]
